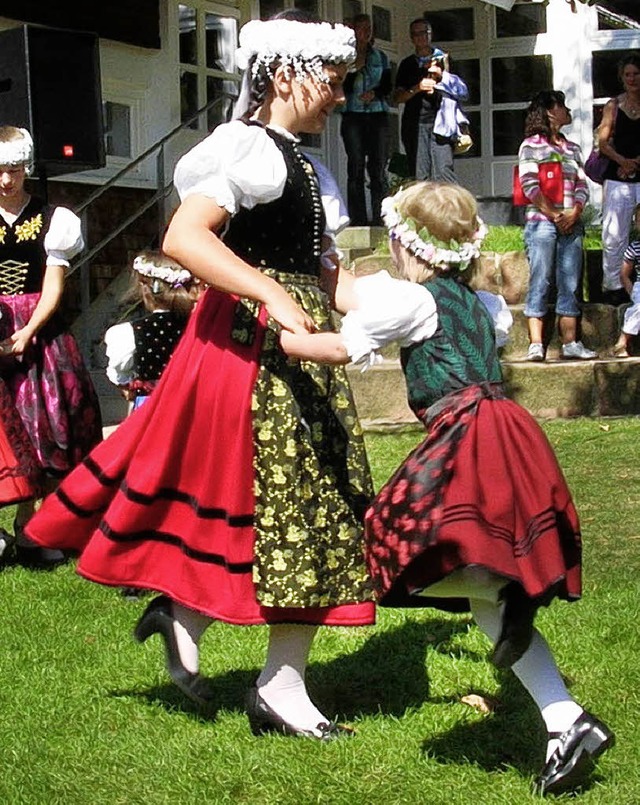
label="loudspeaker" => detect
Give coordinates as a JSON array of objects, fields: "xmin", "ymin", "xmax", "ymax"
[{"xmin": 0, "ymin": 25, "xmax": 105, "ymax": 176}]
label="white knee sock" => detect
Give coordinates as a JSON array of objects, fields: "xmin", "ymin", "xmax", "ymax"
[
  {"xmin": 256, "ymin": 624, "xmax": 328, "ymax": 735},
  {"xmin": 471, "ymin": 599, "xmax": 583, "ymax": 760},
  {"xmin": 171, "ymin": 602, "xmax": 212, "ymax": 674}
]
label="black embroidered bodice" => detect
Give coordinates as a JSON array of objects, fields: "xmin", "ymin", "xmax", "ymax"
[
  {"xmin": 0, "ymin": 197, "xmax": 54, "ymax": 295},
  {"xmin": 132, "ymin": 311, "xmax": 186, "ymax": 382},
  {"xmin": 223, "ymin": 124, "xmax": 325, "ymax": 277}
]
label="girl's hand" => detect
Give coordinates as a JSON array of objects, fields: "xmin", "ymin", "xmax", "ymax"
[
  {"xmin": 264, "ymin": 284, "xmax": 316, "ymax": 334},
  {"xmin": 6, "ymin": 328, "xmax": 33, "ymax": 357},
  {"xmin": 553, "ymin": 208, "xmax": 581, "ymax": 234}
]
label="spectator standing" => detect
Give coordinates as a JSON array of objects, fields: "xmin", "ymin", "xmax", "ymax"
[
  {"xmin": 598, "ymin": 52, "xmax": 640, "ymax": 305},
  {"xmin": 340, "ymin": 13, "xmax": 390, "ymax": 225},
  {"xmin": 517, "ymin": 91, "xmax": 596, "ymax": 361},
  {"xmin": 393, "ymin": 17, "xmax": 468, "ymax": 183}
]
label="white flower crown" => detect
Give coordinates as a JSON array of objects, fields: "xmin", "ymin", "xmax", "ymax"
[
  {"xmin": 236, "ymin": 19, "xmax": 355, "ymax": 84},
  {"xmin": 380, "ymin": 192, "xmax": 487, "ymax": 272},
  {"xmin": 133, "ymin": 256, "xmax": 192, "ymax": 288},
  {"xmin": 0, "ymin": 128, "xmax": 34, "ymax": 172}
]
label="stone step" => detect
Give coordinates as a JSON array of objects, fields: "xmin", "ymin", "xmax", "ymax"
[{"xmin": 347, "ymin": 356, "xmax": 640, "ymax": 428}]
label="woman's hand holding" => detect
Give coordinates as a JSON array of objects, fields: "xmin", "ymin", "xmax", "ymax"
[{"xmin": 616, "ymin": 156, "xmax": 639, "ymax": 179}]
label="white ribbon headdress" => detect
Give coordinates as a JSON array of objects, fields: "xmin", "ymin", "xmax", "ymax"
[
  {"xmin": 236, "ymin": 19, "xmax": 356, "ymax": 84},
  {"xmin": 133, "ymin": 255, "xmax": 192, "ymax": 288},
  {"xmin": 0, "ymin": 128, "xmax": 34, "ymax": 173}
]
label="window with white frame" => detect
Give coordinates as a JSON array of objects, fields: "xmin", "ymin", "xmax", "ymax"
[{"xmin": 179, "ymin": 2, "xmax": 239, "ymax": 132}]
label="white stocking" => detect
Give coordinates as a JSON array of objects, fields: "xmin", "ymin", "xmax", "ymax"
[
  {"xmin": 256, "ymin": 624, "xmax": 328, "ymax": 735},
  {"xmin": 471, "ymin": 598, "xmax": 583, "ymax": 759},
  {"xmin": 171, "ymin": 602, "xmax": 212, "ymax": 674}
]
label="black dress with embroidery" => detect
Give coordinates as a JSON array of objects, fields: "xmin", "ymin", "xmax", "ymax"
[
  {"xmin": 27, "ymin": 124, "xmax": 375, "ymax": 626},
  {"xmin": 0, "ymin": 197, "xmax": 102, "ymax": 476}
]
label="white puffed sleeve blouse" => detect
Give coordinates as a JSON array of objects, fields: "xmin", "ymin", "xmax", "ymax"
[
  {"xmin": 173, "ymin": 122, "xmax": 344, "ymax": 267},
  {"xmin": 44, "ymin": 207, "xmax": 84, "ymax": 268}
]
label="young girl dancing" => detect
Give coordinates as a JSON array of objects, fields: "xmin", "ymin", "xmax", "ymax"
[
  {"xmin": 281, "ymin": 181, "xmax": 614, "ymax": 795},
  {"xmin": 104, "ymin": 251, "xmax": 199, "ymax": 410},
  {"xmin": 26, "ymin": 14, "xmax": 374, "ymax": 739}
]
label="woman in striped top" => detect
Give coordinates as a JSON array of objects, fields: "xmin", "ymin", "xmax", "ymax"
[{"xmin": 517, "ymin": 90, "xmax": 595, "ymax": 362}]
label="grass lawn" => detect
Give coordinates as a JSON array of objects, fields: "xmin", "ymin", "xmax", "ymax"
[{"xmin": 1, "ymin": 417, "xmax": 639, "ymax": 804}]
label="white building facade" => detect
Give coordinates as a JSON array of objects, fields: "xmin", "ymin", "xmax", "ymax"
[{"xmin": 0, "ymin": 0, "xmax": 638, "ymax": 206}]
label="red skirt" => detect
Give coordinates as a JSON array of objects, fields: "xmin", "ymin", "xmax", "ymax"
[
  {"xmin": 366, "ymin": 384, "xmax": 582, "ymax": 609},
  {"xmin": 26, "ymin": 288, "xmax": 374, "ymax": 626}
]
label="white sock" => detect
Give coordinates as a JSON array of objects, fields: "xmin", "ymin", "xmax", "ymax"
[
  {"xmin": 256, "ymin": 624, "xmax": 328, "ymax": 736},
  {"xmin": 471, "ymin": 599, "xmax": 583, "ymax": 761},
  {"xmin": 171, "ymin": 602, "xmax": 212, "ymax": 674}
]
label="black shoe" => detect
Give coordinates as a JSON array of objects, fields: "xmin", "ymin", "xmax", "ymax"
[
  {"xmin": 245, "ymin": 686, "xmax": 354, "ymax": 741},
  {"xmin": 535, "ymin": 711, "xmax": 615, "ymax": 796},
  {"xmin": 490, "ymin": 582, "xmax": 537, "ymax": 669},
  {"xmin": 133, "ymin": 595, "xmax": 214, "ymax": 706},
  {"xmin": 120, "ymin": 587, "xmax": 150, "ymax": 601},
  {"xmin": 14, "ymin": 544, "xmax": 67, "ymax": 570}
]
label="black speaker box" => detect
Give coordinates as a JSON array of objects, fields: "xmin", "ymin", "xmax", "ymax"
[{"xmin": 0, "ymin": 25, "xmax": 105, "ymax": 176}]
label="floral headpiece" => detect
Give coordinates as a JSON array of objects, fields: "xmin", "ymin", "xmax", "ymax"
[
  {"xmin": 380, "ymin": 191, "xmax": 487, "ymax": 272},
  {"xmin": 133, "ymin": 256, "xmax": 192, "ymax": 288},
  {"xmin": 0, "ymin": 128, "xmax": 34, "ymax": 172},
  {"xmin": 236, "ymin": 19, "xmax": 356, "ymax": 84}
]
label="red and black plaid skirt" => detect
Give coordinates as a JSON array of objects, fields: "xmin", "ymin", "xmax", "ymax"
[{"xmin": 366, "ymin": 383, "xmax": 582, "ymax": 609}]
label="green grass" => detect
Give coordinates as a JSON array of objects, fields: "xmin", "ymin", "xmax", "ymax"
[
  {"xmin": 373, "ymin": 225, "xmax": 602, "ymax": 257},
  {"xmin": 1, "ymin": 418, "xmax": 639, "ymax": 803}
]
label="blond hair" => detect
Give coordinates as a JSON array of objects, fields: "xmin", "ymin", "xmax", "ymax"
[{"xmin": 391, "ymin": 181, "xmax": 481, "ymax": 283}]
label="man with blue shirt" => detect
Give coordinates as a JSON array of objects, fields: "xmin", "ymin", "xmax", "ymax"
[
  {"xmin": 340, "ymin": 14, "xmax": 391, "ymax": 225},
  {"xmin": 394, "ymin": 18, "xmax": 468, "ymax": 183}
]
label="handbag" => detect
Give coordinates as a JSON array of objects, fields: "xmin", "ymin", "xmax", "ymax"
[
  {"xmin": 584, "ymin": 96, "xmax": 618, "ymax": 185},
  {"xmin": 584, "ymin": 149, "xmax": 610, "ymax": 185},
  {"xmin": 454, "ymin": 123, "xmax": 473, "ymax": 155},
  {"xmin": 513, "ymin": 161, "xmax": 563, "ymax": 206}
]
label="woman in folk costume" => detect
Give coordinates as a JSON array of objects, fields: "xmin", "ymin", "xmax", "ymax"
[
  {"xmin": 280, "ymin": 181, "xmax": 614, "ymax": 795},
  {"xmin": 0, "ymin": 125, "xmax": 101, "ymax": 568},
  {"xmin": 27, "ymin": 14, "xmax": 374, "ymax": 739}
]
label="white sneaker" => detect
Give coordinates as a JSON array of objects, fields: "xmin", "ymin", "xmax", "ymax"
[
  {"xmin": 526, "ymin": 343, "xmax": 545, "ymax": 362},
  {"xmin": 561, "ymin": 341, "xmax": 597, "ymax": 360}
]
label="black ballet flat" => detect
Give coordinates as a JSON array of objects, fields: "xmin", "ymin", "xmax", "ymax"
[
  {"xmin": 491, "ymin": 582, "xmax": 537, "ymax": 669},
  {"xmin": 14, "ymin": 544, "xmax": 68, "ymax": 570},
  {"xmin": 133, "ymin": 595, "xmax": 214, "ymax": 707},
  {"xmin": 245, "ymin": 686, "xmax": 355, "ymax": 741},
  {"xmin": 535, "ymin": 711, "xmax": 615, "ymax": 796}
]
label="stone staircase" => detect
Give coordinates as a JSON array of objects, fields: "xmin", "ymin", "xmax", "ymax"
[{"xmin": 337, "ymin": 227, "xmax": 640, "ymax": 429}]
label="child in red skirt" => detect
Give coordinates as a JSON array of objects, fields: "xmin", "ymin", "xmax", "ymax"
[
  {"xmin": 281, "ymin": 181, "xmax": 614, "ymax": 795},
  {"xmin": 26, "ymin": 14, "xmax": 374, "ymax": 740}
]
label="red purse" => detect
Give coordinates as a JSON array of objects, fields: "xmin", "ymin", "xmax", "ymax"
[{"xmin": 513, "ymin": 162, "xmax": 563, "ymax": 206}]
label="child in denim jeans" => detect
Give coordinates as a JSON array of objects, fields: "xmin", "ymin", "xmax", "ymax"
[{"xmin": 517, "ymin": 90, "xmax": 596, "ymax": 361}]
